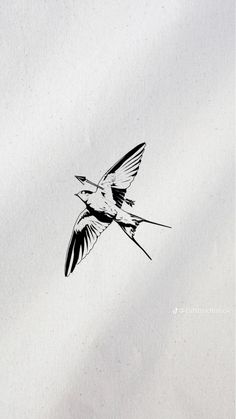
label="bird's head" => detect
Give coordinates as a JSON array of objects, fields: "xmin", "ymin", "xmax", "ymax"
[{"xmin": 75, "ymin": 190, "xmax": 92, "ymax": 202}]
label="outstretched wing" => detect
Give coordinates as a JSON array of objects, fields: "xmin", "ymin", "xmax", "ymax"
[
  {"xmin": 99, "ymin": 142, "xmax": 146, "ymax": 208},
  {"xmin": 65, "ymin": 209, "xmax": 110, "ymax": 276}
]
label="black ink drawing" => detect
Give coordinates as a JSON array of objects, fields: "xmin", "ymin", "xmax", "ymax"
[{"xmin": 65, "ymin": 143, "xmax": 171, "ymax": 276}]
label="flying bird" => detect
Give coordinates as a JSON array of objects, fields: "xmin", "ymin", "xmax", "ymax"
[{"xmin": 65, "ymin": 143, "xmax": 171, "ymax": 276}]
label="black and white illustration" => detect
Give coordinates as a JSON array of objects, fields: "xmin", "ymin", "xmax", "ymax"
[
  {"xmin": 0, "ymin": 2, "xmax": 234, "ymax": 419},
  {"xmin": 65, "ymin": 143, "xmax": 171, "ymax": 275}
]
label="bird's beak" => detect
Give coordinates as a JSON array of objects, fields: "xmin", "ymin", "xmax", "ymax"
[{"xmin": 74, "ymin": 192, "xmax": 83, "ymax": 200}]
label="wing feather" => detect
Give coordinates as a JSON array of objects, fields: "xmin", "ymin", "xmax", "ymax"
[
  {"xmin": 65, "ymin": 209, "xmax": 110, "ymax": 276},
  {"xmin": 99, "ymin": 143, "xmax": 146, "ymax": 208}
]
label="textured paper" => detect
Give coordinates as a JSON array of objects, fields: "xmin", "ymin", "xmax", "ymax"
[{"xmin": 0, "ymin": 1, "xmax": 234, "ymax": 418}]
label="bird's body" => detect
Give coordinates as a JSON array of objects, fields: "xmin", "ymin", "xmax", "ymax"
[
  {"xmin": 87, "ymin": 189, "xmax": 117, "ymax": 219},
  {"xmin": 86, "ymin": 189, "xmax": 134, "ymax": 226},
  {"xmin": 65, "ymin": 142, "xmax": 171, "ymax": 276}
]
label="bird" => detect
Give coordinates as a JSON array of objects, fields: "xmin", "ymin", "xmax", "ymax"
[{"xmin": 64, "ymin": 143, "xmax": 171, "ymax": 276}]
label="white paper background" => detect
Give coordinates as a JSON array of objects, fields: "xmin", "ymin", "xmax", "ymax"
[{"xmin": 0, "ymin": 1, "xmax": 234, "ymax": 418}]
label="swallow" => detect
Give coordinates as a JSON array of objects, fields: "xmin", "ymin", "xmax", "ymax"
[{"xmin": 65, "ymin": 143, "xmax": 171, "ymax": 276}]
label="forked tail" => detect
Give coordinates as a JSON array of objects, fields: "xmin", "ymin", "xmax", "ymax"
[
  {"xmin": 128, "ymin": 213, "xmax": 171, "ymax": 233},
  {"xmin": 117, "ymin": 213, "xmax": 171, "ymax": 260}
]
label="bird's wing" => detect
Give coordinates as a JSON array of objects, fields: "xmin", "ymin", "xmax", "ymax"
[
  {"xmin": 65, "ymin": 209, "xmax": 110, "ymax": 276},
  {"xmin": 98, "ymin": 142, "xmax": 146, "ymax": 208}
]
